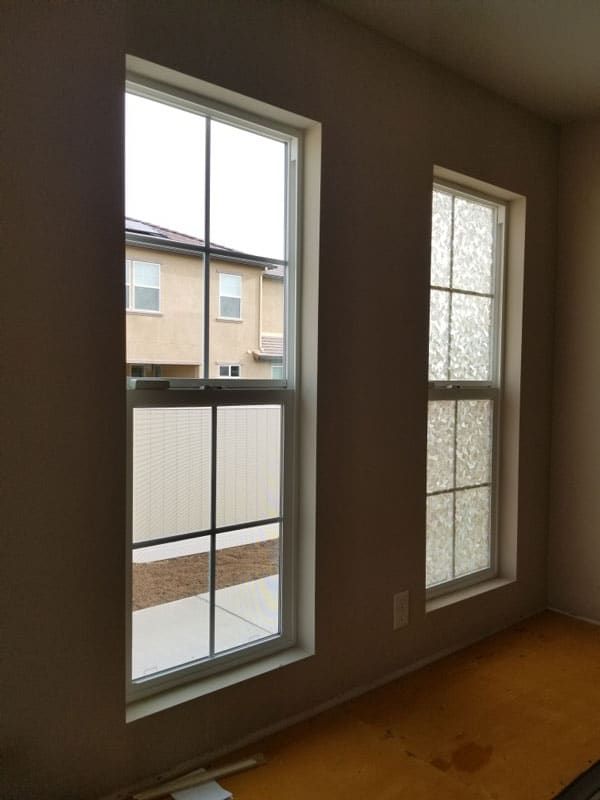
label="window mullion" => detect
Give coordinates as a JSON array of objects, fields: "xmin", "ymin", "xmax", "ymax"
[
  {"xmin": 209, "ymin": 404, "xmax": 217, "ymax": 657},
  {"xmin": 203, "ymin": 114, "xmax": 211, "ymax": 381}
]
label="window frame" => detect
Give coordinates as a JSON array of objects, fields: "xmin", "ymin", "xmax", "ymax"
[
  {"xmin": 426, "ymin": 179, "xmax": 507, "ymax": 599},
  {"xmin": 125, "ymin": 75, "xmax": 304, "ymax": 705},
  {"xmin": 125, "ymin": 258, "xmax": 161, "ymax": 313}
]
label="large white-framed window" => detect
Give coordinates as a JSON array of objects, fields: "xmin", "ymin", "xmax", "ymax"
[
  {"xmin": 426, "ymin": 181, "xmax": 506, "ymax": 596},
  {"xmin": 125, "ymin": 259, "xmax": 160, "ymax": 312},
  {"xmin": 218, "ymin": 273, "xmax": 242, "ymax": 319},
  {"xmin": 124, "ymin": 59, "xmax": 319, "ymax": 714}
]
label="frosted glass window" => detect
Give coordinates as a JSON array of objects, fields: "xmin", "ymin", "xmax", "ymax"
[
  {"xmin": 431, "ymin": 190, "xmax": 452, "ymax": 288},
  {"xmin": 133, "ymin": 407, "xmax": 212, "ymax": 542},
  {"xmin": 455, "ymin": 487, "xmax": 491, "ymax": 577},
  {"xmin": 426, "ymin": 182, "xmax": 504, "ymax": 592},
  {"xmin": 426, "ymin": 493, "xmax": 454, "ymax": 587},
  {"xmin": 449, "ymin": 293, "xmax": 492, "ymax": 381},
  {"xmin": 214, "ymin": 525, "xmax": 280, "ymax": 653},
  {"xmin": 428, "ymin": 290, "xmax": 449, "ymax": 381},
  {"xmin": 427, "ymin": 401, "xmax": 455, "ymax": 494},
  {"xmin": 211, "ymin": 120, "xmax": 286, "ymax": 260},
  {"xmin": 452, "ymin": 197, "xmax": 494, "ymax": 294},
  {"xmin": 456, "ymin": 400, "xmax": 492, "ymax": 488},
  {"xmin": 216, "ymin": 405, "xmax": 282, "ymax": 527}
]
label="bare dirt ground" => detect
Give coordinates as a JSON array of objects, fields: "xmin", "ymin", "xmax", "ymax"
[{"xmin": 132, "ymin": 540, "xmax": 279, "ymax": 611}]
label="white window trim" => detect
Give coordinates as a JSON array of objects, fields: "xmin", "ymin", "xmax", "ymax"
[
  {"xmin": 125, "ymin": 55, "xmax": 321, "ymax": 720},
  {"xmin": 125, "ymin": 258, "xmax": 161, "ymax": 313},
  {"xmin": 426, "ymin": 167, "xmax": 526, "ymax": 609},
  {"xmin": 218, "ymin": 272, "xmax": 242, "ymax": 320}
]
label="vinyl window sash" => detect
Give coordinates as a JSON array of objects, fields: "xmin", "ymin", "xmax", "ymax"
[
  {"xmin": 126, "ymin": 386, "xmax": 296, "ymax": 702},
  {"xmin": 125, "ymin": 78, "xmax": 298, "ymax": 388},
  {"xmin": 426, "ymin": 184, "xmax": 506, "ymax": 597}
]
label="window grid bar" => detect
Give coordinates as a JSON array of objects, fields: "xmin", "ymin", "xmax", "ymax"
[
  {"xmin": 209, "ymin": 404, "xmax": 217, "ymax": 657},
  {"xmin": 131, "ymin": 515, "xmax": 284, "ymax": 550},
  {"xmin": 426, "ymin": 481, "xmax": 493, "ymax": 499},
  {"xmin": 431, "ymin": 285, "xmax": 494, "ymax": 300},
  {"xmin": 446, "ymin": 195, "xmax": 455, "ymax": 381}
]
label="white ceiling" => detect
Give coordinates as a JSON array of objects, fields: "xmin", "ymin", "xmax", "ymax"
[{"xmin": 321, "ymin": 0, "xmax": 600, "ymax": 122}]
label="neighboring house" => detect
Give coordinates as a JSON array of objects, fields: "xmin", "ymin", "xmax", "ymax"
[{"xmin": 125, "ymin": 218, "xmax": 284, "ymax": 379}]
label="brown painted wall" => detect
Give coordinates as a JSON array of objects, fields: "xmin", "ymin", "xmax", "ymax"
[
  {"xmin": 2, "ymin": 1, "xmax": 558, "ymax": 797},
  {"xmin": 548, "ymin": 120, "xmax": 600, "ymax": 622}
]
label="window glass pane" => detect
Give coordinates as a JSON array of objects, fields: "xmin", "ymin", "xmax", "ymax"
[
  {"xmin": 219, "ymin": 295, "xmax": 241, "ymax": 319},
  {"xmin": 431, "ymin": 189, "xmax": 452, "ymax": 288},
  {"xmin": 230, "ymin": 365, "xmax": 240, "ymax": 377},
  {"xmin": 220, "ymin": 273, "xmax": 241, "ymax": 298},
  {"xmin": 216, "ymin": 405, "xmax": 281, "ymax": 528},
  {"xmin": 125, "ymin": 93, "xmax": 205, "ymax": 239},
  {"xmin": 134, "ymin": 286, "xmax": 160, "ymax": 311},
  {"xmin": 456, "ymin": 399, "xmax": 492, "ymax": 488},
  {"xmin": 210, "ymin": 120, "xmax": 286, "ymax": 260},
  {"xmin": 214, "ymin": 524, "xmax": 280, "ymax": 654},
  {"xmin": 449, "ymin": 292, "xmax": 491, "ymax": 380},
  {"xmin": 125, "ymin": 285, "xmax": 130, "ymax": 308},
  {"xmin": 134, "ymin": 261, "xmax": 160, "ymax": 288},
  {"xmin": 131, "ymin": 537, "xmax": 210, "ymax": 679},
  {"xmin": 427, "ymin": 400, "xmax": 455, "ymax": 493},
  {"xmin": 126, "ymin": 254, "xmax": 204, "ymax": 378},
  {"xmin": 133, "ymin": 407, "xmax": 212, "ymax": 543},
  {"xmin": 426, "ymin": 493, "xmax": 454, "ymax": 587},
  {"xmin": 428, "ymin": 289, "xmax": 449, "ymax": 381},
  {"xmin": 454, "ymin": 486, "xmax": 491, "ymax": 577},
  {"xmin": 452, "ymin": 197, "xmax": 494, "ymax": 294}
]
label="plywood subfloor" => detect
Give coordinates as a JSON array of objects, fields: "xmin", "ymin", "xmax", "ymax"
[{"xmin": 219, "ymin": 612, "xmax": 600, "ymax": 800}]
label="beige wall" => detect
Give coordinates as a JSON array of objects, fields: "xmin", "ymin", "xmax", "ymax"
[
  {"xmin": 3, "ymin": 2, "xmax": 558, "ymax": 798},
  {"xmin": 209, "ymin": 259, "xmax": 278, "ymax": 379},
  {"xmin": 125, "ymin": 247, "xmax": 283, "ymax": 378},
  {"xmin": 261, "ymin": 275, "xmax": 284, "ymax": 334},
  {"xmin": 126, "ymin": 245, "xmax": 203, "ymax": 369},
  {"xmin": 548, "ymin": 120, "xmax": 600, "ymax": 622}
]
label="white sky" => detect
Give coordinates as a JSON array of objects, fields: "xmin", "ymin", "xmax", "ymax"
[{"xmin": 125, "ymin": 93, "xmax": 286, "ymax": 260}]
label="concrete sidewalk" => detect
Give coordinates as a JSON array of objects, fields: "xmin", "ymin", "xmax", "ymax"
[{"xmin": 132, "ymin": 575, "xmax": 279, "ymax": 679}]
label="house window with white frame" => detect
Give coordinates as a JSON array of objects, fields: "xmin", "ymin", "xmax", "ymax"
[
  {"xmin": 219, "ymin": 273, "xmax": 241, "ymax": 319},
  {"xmin": 124, "ymin": 66, "xmax": 316, "ymax": 708},
  {"xmin": 218, "ymin": 364, "xmax": 240, "ymax": 378},
  {"xmin": 125, "ymin": 259, "xmax": 160, "ymax": 312},
  {"xmin": 426, "ymin": 183, "xmax": 505, "ymax": 594}
]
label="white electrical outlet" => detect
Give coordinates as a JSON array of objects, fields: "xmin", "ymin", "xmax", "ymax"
[{"xmin": 393, "ymin": 590, "xmax": 409, "ymax": 630}]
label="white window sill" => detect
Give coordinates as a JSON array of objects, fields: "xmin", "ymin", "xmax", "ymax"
[
  {"xmin": 126, "ymin": 644, "xmax": 313, "ymax": 722},
  {"xmin": 426, "ymin": 577, "xmax": 515, "ymax": 613},
  {"xmin": 216, "ymin": 316, "xmax": 243, "ymax": 323},
  {"xmin": 126, "ymin": 309, "xmax": 162, "ymax": 316}
]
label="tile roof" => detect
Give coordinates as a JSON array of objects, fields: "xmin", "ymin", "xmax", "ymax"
[
  {"xmin": 125, "ymin": 217, "xmax": 206, "ymax": 247},
  {"xmin": 125, "ymin": 219, "xmax": 284, "ymax": 279}
]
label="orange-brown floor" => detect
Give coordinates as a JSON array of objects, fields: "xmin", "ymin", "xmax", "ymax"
[{"xmin": 220, "ymin": 612, "xmax": 600, "ymax": 800}]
